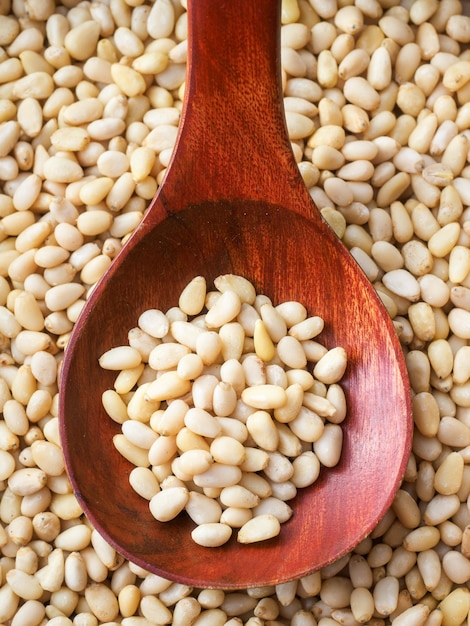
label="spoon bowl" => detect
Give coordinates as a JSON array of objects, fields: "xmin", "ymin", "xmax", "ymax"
[{"xmin": 59, "ymin": 0, "xmax": 412, "ymax": 589}]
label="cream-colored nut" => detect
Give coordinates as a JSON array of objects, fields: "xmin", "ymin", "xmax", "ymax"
[
  {"xmin": 183, "ymin": 407, "xmax": 221, "ymax": 439},
  {"xmin": 214, "ymin": 274, "xmax": 256, "ymax": 304},
  {"xmin": 204, "ymin": 290, "xmax": 241, "ymax": 328},
  {"xmin": 237, "ymin": 514, "xmax": 281, "ymax": 544},
  {"xmin": 288, "ymin": 406, "xmax": 324, "ymax": 443},
  {"xmin": 191, "ymin": 523, "xmax": 232, "ymax": 548},
  {"xmin": 113, "ymin": 435, "xmax": 150, "ymax": 468},
  {"xmin": 246, "ymin": 410, "xmax": 279, "ymax": 452},
  {"xmin": 98, "ymin": 346, "xmax": 142, "ymax": 371},
  {"xmin": 84, "ymin": 583, "xmax": 120, "ymax": 623},
  {"xmin": 146, "ymin": 371, "xmax": 191, "ymax": 402},
  {"xmin": 185, "ymin": 491, "xmax": 222, "ymax": 525},
  {"xmin": 438, "ymin": 589, "xmax": 470, "ymax": 626},
  {"xmin": 122, "ymin": 420, "xmax": 157, "ymax": 450},
  {"xmin": 43, "ymin": 156, "xmax": 83, "ymax": 183},
  {"xmin": 148, "ymin": 435, "xmax": 177, "ymax": 466},
  {"xmin": 343, "ymin": 77, "xmax": 380, "ymax": 111},
  {"xmin": 313, "ymin": 347, "xmax": 347, "ymax": 384},
  {"xmin": 111, "ymin": 63, "xmax": 147, "ymax": 97},
  {"xmin": 241, "ymin": 385, "xmax": 287, "ymax": 410},
  {"xmin": 133, "ymin": 51, "xmax": 169, "ymax": 75},
  {"xmin": 193, "ymin": 463, "xmax": 242, "ymax": 489},
  {"xmin": 274, "ymin": 383, "xmax": 304, "ymax": 423},
  {"xmin": 64, "ymin": 21, "xmax": 101, "ymax": 61},
  {"xmin": 8, "ymin": 468, "xmax": 47, "ymax": 496},
  {"xmin": 13, "ymin": 72, "xmax": 54, "ymax": 100}
]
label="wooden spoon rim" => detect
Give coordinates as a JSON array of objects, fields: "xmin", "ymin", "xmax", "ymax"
[{"xmin": 60, "ymin": 199, "xmax": 412, "ymax": 588}]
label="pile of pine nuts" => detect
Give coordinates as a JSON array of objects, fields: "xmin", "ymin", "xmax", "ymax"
[
  {"xmin": 99, "ymin": 274, "xmax": 347, "ymax": 547},
  {"xmin": 1, "ymin": 0, "xmax": 470, "ymax": 623}
]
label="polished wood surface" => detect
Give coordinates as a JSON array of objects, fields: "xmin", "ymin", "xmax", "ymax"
[{"xmin": 59, "ymin": 0, "xmax": 413, "ymax": 589}]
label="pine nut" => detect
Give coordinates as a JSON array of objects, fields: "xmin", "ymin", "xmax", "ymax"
[
  {"xmin": 241, "ymin": 384, "xmax": 288, "ymax": 410},
  {"xmin": 147, "ymin": 435, "xmax": 177, "ymax": 466},
  {"xmin": 149, "ymin": 487, "xmax": 189, "ymax": 522},
  {"xmin": 424, "ymin": 494, "xmax": 461, "ymax": 526},
  {"xmin": 63, "ymin": 21, "xmax": 101, "ymax": 62},
  {"xmin": 185, "ymin": 491, "xmax": 222, "ymax": 525},
  {"xmin": 193, "ymin": 464, "xmax": 242, "ymax": 489},
  {"xmin": 313, "ymin": 424, "xmax": 343, "ymax": 468},
  {"xmin": 84, "ymin": 583, "xmax": 120, "ymax": 623},
  {"xmin": 442, "ymin": 550, "xmax": 470, "ymax": 584},
  {"xmin": 189, "ymin": 523, "xmax": 231, "ymax": 548},
  {"xmin": 343, "ymin": 77, "xmax": 380, "ymax": 111},
  {"xmin": 291, "ymin": 451, "xmax": 320, "ymax": 488},
  {"xmin": 438, "ymin": 588, "xmax": 470, "ymax": 626},
  {"xmin": 237, "ymin": 514, "xmax": 281, "ymax": 544}
]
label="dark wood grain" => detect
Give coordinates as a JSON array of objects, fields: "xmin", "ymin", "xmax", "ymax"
[{"xmin": 59, "ymin": 0, "xmax": 413, "ymax": 589}]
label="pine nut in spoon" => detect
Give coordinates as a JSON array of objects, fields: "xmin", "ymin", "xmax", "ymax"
[{"xmin": 59, "ymin": 0, "xmax": 412, "ymax": 589}]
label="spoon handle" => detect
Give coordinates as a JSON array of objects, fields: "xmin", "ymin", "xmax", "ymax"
[{"xmin": 154, "ymin": 0, "xmax": 312, "ymax": 216}]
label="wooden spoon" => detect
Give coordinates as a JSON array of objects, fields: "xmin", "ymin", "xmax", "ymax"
[{"xmin": 59, "ymin": 0, "xmax": 412, "ymax": 589}]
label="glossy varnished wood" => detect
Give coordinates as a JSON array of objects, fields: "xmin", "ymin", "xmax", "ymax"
[{"xmin": 59, "ymin": 0, "xmax": 413, "ymax": 589}]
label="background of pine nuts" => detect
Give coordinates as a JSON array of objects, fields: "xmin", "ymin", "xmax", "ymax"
[{"xmin": 1, "ymin": 0, "xmax": 470, "ymax": 624}]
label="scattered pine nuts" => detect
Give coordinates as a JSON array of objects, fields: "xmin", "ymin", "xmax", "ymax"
[{"xmin": 100, "ymin": 275, "xmax": 347, "ymax": 546}]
